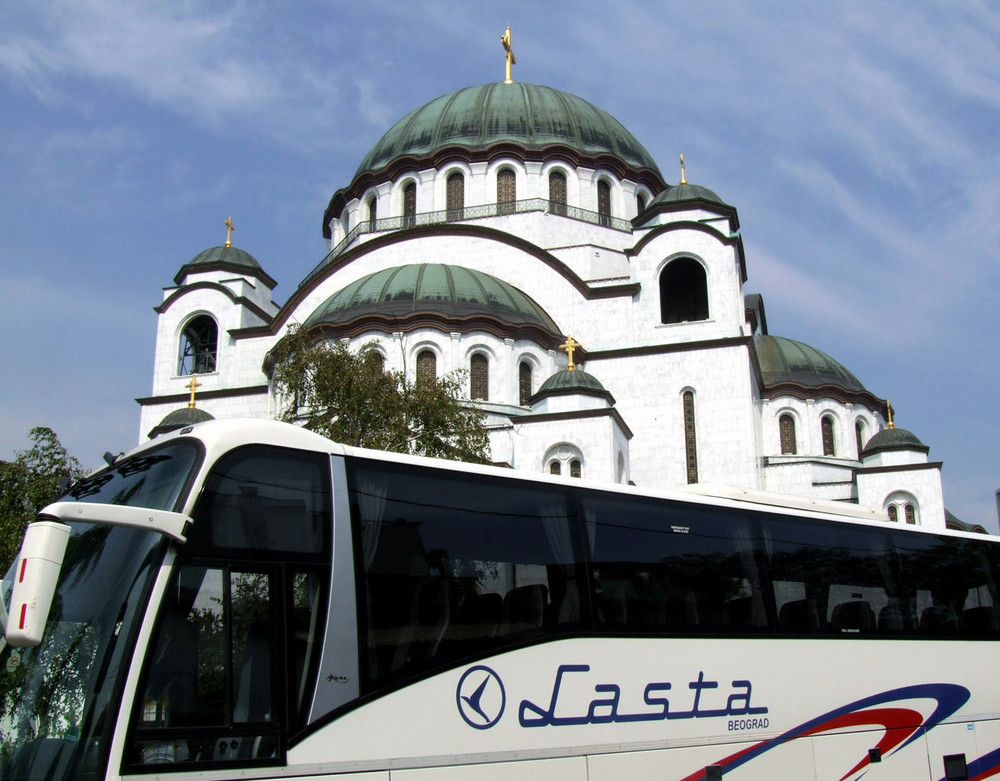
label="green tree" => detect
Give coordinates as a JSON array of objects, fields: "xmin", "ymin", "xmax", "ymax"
[
  {"xmin": 0, "ymin": 427, "xmax": 83, "ymax": 572},
  {"xmin": 269, "ymin": 328, "xmax": 491, "ymax": 463}
]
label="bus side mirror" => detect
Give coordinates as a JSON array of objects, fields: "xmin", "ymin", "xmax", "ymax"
[{"xmin": 6, "ymin": 521, "xmax": 71, "ymax": 648}]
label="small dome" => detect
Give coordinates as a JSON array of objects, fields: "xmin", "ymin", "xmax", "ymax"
[
  {"xmin": 303, "ymin": 263, "xmax": 560, "ymax": 338},
  {"xmin": 148, "ymin": 406, "xmax": 215, "ymax": 439},
  {"xmin": 861, "ymin": 427, "xmax": 928, "ymax": 458},
  {"xmin": 756, "ymin": 335, "xmax": 867, "ymax": 393},
  {"xmin": 355, "ymin": 83, "xmax": 662, "ymax": 178},
  {"xmin": 648, "ymin": 181, "xmax": 728, "ymax": 208},
  {"xmin": 174, "ymin": 244, "xmax": 270, "ymax": 286},
  {"xmin": 531, "ymin": 368, "xmax": 614, "ymax": 405}
]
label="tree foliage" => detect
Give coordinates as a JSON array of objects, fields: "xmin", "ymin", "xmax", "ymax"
[
  {"xmin": 269, "ymin": 329, "xmax": 491, "ymax": 464},
  {"xmin": 0, "ymin": 428, "xmax": 83, "ymax": 572}
]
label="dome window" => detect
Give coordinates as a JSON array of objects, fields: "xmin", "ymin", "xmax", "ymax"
[
  {"xmin": 779, "ymin": 414, "xmax": 797, "ymax": 455},
  {"xmin": 597, "ymin": 179, "xmax": 612, "ymax": 226},
  {"xmin": 497, "ymin": 168, "xmax": 516, "ymax": 215},
  {"xmin": 403, "ymin": 182, "xmax": 416, "ymax": 227},
  {"xmin": 416, "ymin": 350, "xmax": 437, "ymax": 384},
  {"xmin": 855, "ymin": 419, "xmax": 867, "ymax": 459},
  {"xmin": 446, "ymin": 172, "xmax": 464, "ymax": 220},
  {"xmin": 470, "ymin": 353, "xmax": 489, "ymax": 400},
  {"xmin": 821, "ymin": 416, "xmax": 836, "ymax": 456},
  {"xmin": 518, "ymin": 361, "xmax": 533, "ymax": 405},
  {"xmin": 367, "ymin": 196, "xmax": 377, "ymax": 231},
  {"xmin": 659, "ymin": 258, "xmax": 709, "ymax": 324},
  {"xmin": 636, "ymin": 192, "xmax": 647, "ymax": 214},
  {"xmin": 178, "ymin": 315, "xmax": 218, "ymax": 376},
  {"xmin": 549, "ymin": 170, "xmax": 567, "ymax": 216}
]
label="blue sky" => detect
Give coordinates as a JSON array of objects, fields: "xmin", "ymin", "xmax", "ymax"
[{"xmin": 1, "ymin": 1, "xmax": 998, "ymax": 530}]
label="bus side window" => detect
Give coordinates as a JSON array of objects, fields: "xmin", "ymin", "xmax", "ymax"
[{"xmin": 130, "ymin": 566, "xmax": 278, "ymax": 766}]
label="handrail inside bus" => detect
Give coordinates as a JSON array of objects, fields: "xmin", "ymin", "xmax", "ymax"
[{"xmin": 38, "ymin": 501, "xmax": 193, "ymax": 543}]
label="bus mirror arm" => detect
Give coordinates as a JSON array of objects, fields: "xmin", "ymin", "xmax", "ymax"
[{"xmin": 6, "ymin": 520, "xmax": 71, "ymax": 648}]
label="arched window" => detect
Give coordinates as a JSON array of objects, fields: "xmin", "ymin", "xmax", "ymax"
[
  {"xmin": 821, "ymin": 416, "xmax": 836, "ymax": 456},
  {"xmin": 549, "ymin": 170, "xmax": 567, "ymax": 216},
  {"xmin": 403, "ymin": 181, "xmax": 417, "ymax": 227},
  {"xmin": 683, "ymin": 391, "xmax": 698, "ymax": 484},
  {"xmin": 570, "ymin": 460, "xmax": 582, "ymax": 478},
  {"xmin": 497, "ymin": 168, "xmax": 516, "ymax": 215},
  {"xmin": 364, "ymin": 350, "xmax": 385, "ymax": 371},
  {"xmin": 855, "ymin": 419, "xmax": 867, "ymax": 459},
  {"xmin": 178, "ymin": 315, "xmax": 218, "ymax": 376},
  {"xmin": 888, "ymin": 505, "xmax": 899, "ymax": 523},
  {"xmin": 470, "ymin": 353, "xmax": 489, "ymax": 400},
  {"xmin": 885, "ymin": 494, "xmax": 919, "ymax": 526},
  {"xmin": 367, "ymin": 195, "xmax": 377, "ymax": 231},
  {"xmin": 779, "ymin": 414, "xmax": 797, "ymax": 455},
  {"xmin": 549, "ymin": 461, "xmax": 561, "ymax": 476},
  {"xmin": 659, "ymin": 258, "xmax": 709, "ymax": 323},
  {"xmin": 446, "ymin": 172, "xmax": 464, "ymax": 220},
  {"xmin": 597, "ymin": 179, "xmax": 612, "ymax": 226},
  {"xmin": 905, "ymin": 504, "xmax": 917, "ymax": 525},
  {"xmin": 416, "ymin": 350, "xmax": 436, "ymax": 384},
  {"xmin": 518, "ymin": 361, "xmax": 533, "ymax": 405},
  {"xmin": 636, "ymin": 192, "xmax": 647, "ymax": 214},
  {"xmin": 617, "ymin": 452, "xmax": 626, "ymax": 483}
]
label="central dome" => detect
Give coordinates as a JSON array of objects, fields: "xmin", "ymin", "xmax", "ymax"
[{"xmin": 354, "ymin": 83, "xmax": 662, "ymax": 178}]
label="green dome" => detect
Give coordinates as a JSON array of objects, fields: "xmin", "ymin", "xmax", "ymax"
[
  {"xmin": 148, "ymin": 406, "xmax": 215, "ymax": 439},
  {"xmin": 861, "ymin": 427, "xmax": 928, "ymax": 458},
  {"xmin": 756, "ymin": 335, "xmax": 867, "ymax": 392},
  {"xmin": 648, "ymin": 182, "xmax": 728, "ymax": 208},
  {"xmin": 355, "ymin": 83, "xmax": 662, "ymax": 177},
  {"xmin": 174, "ymin": 244, "xmax": 268, "ymax": 285},
  {"xmin": 303, "ymin": 263, "xmax": 560, "ymax": 335},
  {"xmin": 535, "ymin": 368, "xmax": 607, "ymax": 395}
]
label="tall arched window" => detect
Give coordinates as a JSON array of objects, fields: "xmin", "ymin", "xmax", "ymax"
[
  {"xmin": 636, "ymin": 192, "xmax": 647, "ymax": 214},
  {"xmin": 821, "ymin": 416, "xmax": 836, "ymax": 456},
  {"xmin": 888, "ymin": 505, "xmax": 899, "ymax": 523},
  {"xmin": 597, "ymin": 179, "xmax": 612, "ymax": 226},
  {"xmin": 446, "ymin": 172, "xmax": 464, "ymax": 220},
  {"xmin": 905, "ymin": 504, "xmax": 916, "ymax": 525},
  {"xmin": 178, "ymin": 315, "xmax": 218, "ymax": 376},
  {"xmin": 364, "ymin": 350, "xmax": 385, "ymax": 371},
  {"xmin": 518, "ymin": 361, "xmax": 533, "ymax": 405},
  {"xmin": 470, "ymin": 353, "xmax": 489, "ymax": 400},
  {"xmin": 497, "ymin": 168, "xmax": 516, "ymax": 215},
  {"xmin": 403, "ymin": 182, "xmax": 416, "ymax": 227},
  {"xmin": 367, "ymin": 195, "xmax": 377, "ymax": 231},
  {"xmin": 683, "ymin": 390, "xmax": 698, "ymax": 484},
  {"xmin": 416, "ymin": 350, "xmax": 436, "ymax": 384},
  {"xmin": 549, "ymin": 461, "xmax": 561, "ymax": 476},
  {"xmin": 659, "ymin": 258, "xmax": 709, "ymax": 323},
  {"xmin": 855, "ymin": 419, "xmax": 867, "ymax": 459},
  {"xmin": 570, "ymin": 460, "xmax": 582, "ymax": 478},
  {"xmin": 549, "ymin": 170, "xmax": 567, "ymax": 216},
  {"xmin": 779, "ymin": 414, "xmax": 797, "ymax": 455}
]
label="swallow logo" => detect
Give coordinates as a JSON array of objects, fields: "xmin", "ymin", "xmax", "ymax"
[{"xmin": 457, "ymin": 665, "xmax": 506, "ymax": 729}]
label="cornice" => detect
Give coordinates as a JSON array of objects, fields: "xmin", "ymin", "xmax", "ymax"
[
  {"xmin": 155, "ymin": 281, "xmax": 275, "ymax": 324},
  {"xmin": 136, "ymin": 384, "xmax": 269, "ymax": 407}
]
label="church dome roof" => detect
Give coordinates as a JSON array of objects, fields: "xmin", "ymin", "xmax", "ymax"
[
  {"xmin": 302, "ymin": 263, "xmax": 561, "ymax": 339},
  {"xmin": 649, "ymin": 181, "xmax": 728, "ymax": 208},
  {"xmin": 354, "ymin": 82, "xmax": 662, "ymax": 178},
  {"xmin": 174, "ymin": 244, "xmax": 274, "ymax": 286},
  {"xmin": 147, "ymin": 406, "xmax": 215, "ymax": 439},
  {"xmin": 531, "ymin": 368, "xmax": 615, "ymax": 405},
  {"xmin": 861, "ymin": 427, "xmax": 928, "ymax": 458},
  {"xmin": 755, "ymin": 335, "xmax": 868, "ymax": 393}
]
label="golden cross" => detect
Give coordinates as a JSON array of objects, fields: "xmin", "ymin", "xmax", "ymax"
[
  {"xmin": 559, "ymin": 335, "xmax": 581, "ymax": 371},
  {"xmin": 501, "ymin": 26, "xmax": 516, "ymax": 84},
  {"xmin": 886, "ymin": 399, "xmax": 895, "ymax": 429},
  {"xmin": 680, "ymin": 154, "xmax": 687, "ymax": 185},
  {"xmin": 186, "ymin": 376, "xmax": 202, "ymax": 408},
  {"xmin": 224, "ymin": 215, "xmax": 235, "ymax": 248}
]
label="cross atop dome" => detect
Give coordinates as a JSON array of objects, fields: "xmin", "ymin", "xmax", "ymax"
[{"xmin": 501, "ymin": 26, "xmax": 516, "ymax": 84}]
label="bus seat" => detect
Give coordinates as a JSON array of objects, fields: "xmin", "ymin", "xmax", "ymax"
[
  {"xmin": 831, "ymin": 600, "xmax": 875, "ymax": 633},
  {"xmin": 503, "ymin": 584, "xmax": 548, "ymax": 633},
  {"xmin": 962, "ymin": 606, "xmax": 998, "ymax": 635},
  {"xmin": 723, "ymin": 597, "xmax": 753, "ymax": 630},
  {"xmin": 920, "ymin": 605, "xmax": 960, "ymax": 633},
  {"xmin": 877, "ymin": 604, "xmax": 906, "ymax": 632},
  {"xmin": 778, "ymin": 599, "xmax": 820, "ymax": 632},
  {"xmin": 392, "ymin": 579, "xmax": 452, "ymax": 670}
]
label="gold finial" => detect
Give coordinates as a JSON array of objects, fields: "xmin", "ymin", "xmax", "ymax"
[
  {"xmin": 886, "ymin": 399, "xmax": 895, "ymax": 429},
  {"xmin": 224, "ymin": 215, "xmax": 235, "ymax": 248},
  {"xmin": 186, "ymin": 376, "xmax": 202, "ymax": 408},
  {"xmin": 679, "ymin": 154, "xmax": 687, "ymax": 185},
  {"xmin": 559, "ymin": 335, "xmax": 581, "ymax": 371},
  {"xmin": 501, "ymin": 26, "xmax": 516, "ymax": 84}
]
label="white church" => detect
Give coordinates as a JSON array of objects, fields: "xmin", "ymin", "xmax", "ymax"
[{"xmin": 137, "ymin": 40, "xmax": 958, "ymax": 531}]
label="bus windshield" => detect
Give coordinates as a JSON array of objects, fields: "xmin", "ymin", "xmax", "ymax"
[
  {"xmin": 0, "ymin": 438, "xmax": 202, "ymax": 781},
  {"xmin": 0, "ymin": 524, "xmax": 163, "ymax": 781}
]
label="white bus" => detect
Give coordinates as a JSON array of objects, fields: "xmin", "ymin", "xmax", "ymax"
[{"xmin": 2, "ymin": 418, "xmax": 999, "ymax": 781}]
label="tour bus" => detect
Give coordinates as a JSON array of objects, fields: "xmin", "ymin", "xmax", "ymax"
[{"xmin": 2, "ymin": 418, "xmax": 1000, "ymax": 781}]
